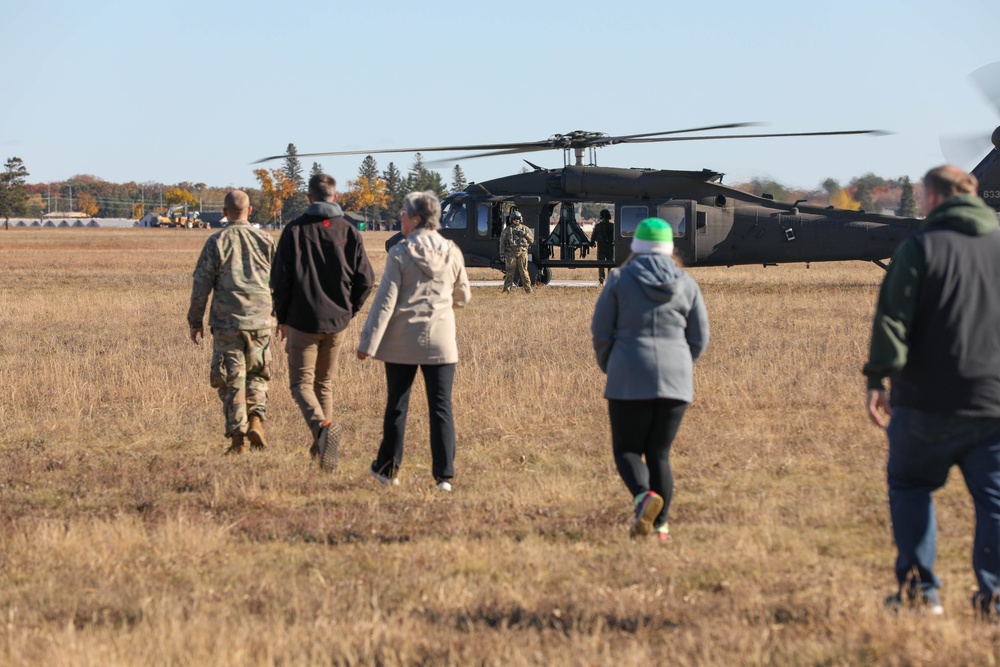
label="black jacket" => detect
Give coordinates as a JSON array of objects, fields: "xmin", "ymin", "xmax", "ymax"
[
  {"xmin": 271, "ymin": 201, "xmax": 375, "ymax": 334},
  {"xmin": 864, "ymin": 195, "xmax": 1000, "ymax": 416}
]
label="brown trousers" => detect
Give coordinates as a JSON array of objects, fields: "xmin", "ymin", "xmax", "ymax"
[{"xmin": 284, "ymin": 325, "xmax": 347, "ymax": 438}]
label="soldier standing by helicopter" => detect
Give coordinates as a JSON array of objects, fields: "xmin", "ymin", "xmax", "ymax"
[
  {"xmin": 500, "ymin": 209, "xmax": 534, "ymax": 293},
  {"xmin": 590, "ymin": 209, "xmax": 615, "ymax": 285}
]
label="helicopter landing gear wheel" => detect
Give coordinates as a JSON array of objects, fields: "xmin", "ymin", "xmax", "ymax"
[{"xmin": 536, "ymin": 267, "xmax": 552, "ymax": 285}]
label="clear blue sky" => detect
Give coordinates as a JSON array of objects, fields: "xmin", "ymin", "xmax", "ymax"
[{"xmin": 2, "ymin": 0, "xmax": 999, "ymax": 191}]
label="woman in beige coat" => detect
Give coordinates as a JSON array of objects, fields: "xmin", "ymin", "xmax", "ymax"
[{"xmin": 357, "ymin": 191, "xmax": 471, "ymax": 490}]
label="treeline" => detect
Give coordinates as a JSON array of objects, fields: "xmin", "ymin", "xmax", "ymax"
[
  {"xmin": 0, "ymin": 149, "xmax": 921, "ymax": 224},
  {"xmin": 731, "ymin": 173, "xmax": 920, "ymax": 217}
]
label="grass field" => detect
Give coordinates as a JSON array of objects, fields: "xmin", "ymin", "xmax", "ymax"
[{"xmin": 0, "ymin": 228, "xmax": 996, "ymax": 666}]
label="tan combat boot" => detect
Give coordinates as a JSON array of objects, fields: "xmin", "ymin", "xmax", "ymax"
[
  {"xmin": 247, "ymin": 414, "xmax": 267, "ymax": 450},
  {"xmin": 225, "ymin": 432, "xmax": 247, "ymax": 455}
]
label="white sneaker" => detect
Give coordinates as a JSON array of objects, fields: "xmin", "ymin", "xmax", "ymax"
[
  {"xmin": 369, "ymin": 462, "xmax": 399, "ymax": 486},
  {"xmin": 436, "ymin": 480, "xmax": 453, "ymax": 492}
]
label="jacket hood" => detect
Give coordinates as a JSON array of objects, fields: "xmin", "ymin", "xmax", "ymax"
[
  {"xmin": 626, "ymin": 253, "xmax": 683, "ymax": 302},
  {"xmin": 923, "ymin": 195, "xmax": 998, "ymax": 236},
  {"xmin": 305, "ymin": 201, "xmax": 345, "ymax": 218},
  {"xmin": 402, "ymin": 228, "xmax": 453, "ymax": 277}
]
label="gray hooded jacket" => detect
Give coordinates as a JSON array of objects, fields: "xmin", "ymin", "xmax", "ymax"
[
  {"xmin": 358, "ymin": 228, "xmax": 471, "ymax": 364},
  {"xmin": 591, "ymin": 253, "xmax": 709, "ymax": 401}
]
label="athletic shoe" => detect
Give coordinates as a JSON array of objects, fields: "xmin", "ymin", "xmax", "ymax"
[
  {"xmin": 436, "ymin": 479, "xmax": 453, "ymax": 492},
  {"xmin": 655, "ymin": 524, "xmax": 671, "ymax": 543},
  {"xmin": 315, "ymin": 421, "xmax": 341, "ymax": 472},
  {"xmin": 630, "ymin": 491, "xmax": 664, "ymax": 538},
  {"xmin": 370, "ymin": 461, "xmax": 399, "ymax": 486},
  {"xmin": 884, "ymin": 588, "xmax": 944, "ymax": 616}
]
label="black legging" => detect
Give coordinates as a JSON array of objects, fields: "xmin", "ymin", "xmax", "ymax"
[
  {"xmin": 608, "ymin": 398, "xmax": 688, "ymax": 527},
  {"xmin": 373, "ymin": 362, "xmax": 456, "ymax": 481}
]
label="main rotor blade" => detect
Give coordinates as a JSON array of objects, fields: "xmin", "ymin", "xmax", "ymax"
[
  {"xmin": 624, "ymin": 129, "xmax": 886, "ymax": 143},
  {"xmin": 425, "ymin": 146, "xmax": 556, "ymax": 165},
  {"xmin": 605, "ymin": 122, "xmax": 762, "ymax": 144},
  {"xmin": 253, "ymin": 140, "xmax": 553, "ymax": 164},
  {"xmin": 970, "ymin": 61, "xmax": 1000, "ymax": 117}
]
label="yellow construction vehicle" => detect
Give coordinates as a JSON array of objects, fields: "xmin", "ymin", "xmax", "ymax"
[{"xmin": 156, "ymin": 205, "xmax": 204, "ymax": 228}]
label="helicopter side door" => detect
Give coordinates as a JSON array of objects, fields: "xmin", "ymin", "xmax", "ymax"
[{"xmin": 615, "ymin": 201, "xmax": 694, "ymax": 264}]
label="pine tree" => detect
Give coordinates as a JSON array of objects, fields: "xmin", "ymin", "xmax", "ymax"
[
  {"xmin": 0, "ymin": 157, "xmax": 30, "ymax": 219},
  {"xmin": 451, "ymin": 164, "xmax": 467, "ymax": 193},
  {"xmin": 404, "ymin": 153, "xmax": 448, "ymax": 199},
  {"xmin": 382, "ymin": 162, "xmax": 405, "ymax": 231},
  {"xmin": 898, "ymin": 176, "xmax": 918, "ymax": 217},
  {"xmin": 310, "ymin": 162, "xmax": 324, "ymax": 180},
  {"xmin": 359, "ymin": 155, "xmax": 379, "ymax": 182},
  {"xmin": 283, "ymin": 144, "xmax": 304, "ymax": 190}
]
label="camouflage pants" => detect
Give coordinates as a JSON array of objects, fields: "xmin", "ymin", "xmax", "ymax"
[
  {"xmin": 597, "ymin": 246, "xmax": 613, "ymax": 282},
  {"xmin": 210, "ymin": 329, "xmax": 271, "ymax": 436},
  {"xmin": 503, "ymin": 252, "xmax": 532, "ymax": 293}
]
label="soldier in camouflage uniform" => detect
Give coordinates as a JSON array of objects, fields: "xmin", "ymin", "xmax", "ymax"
[
  {"xmin": 590, "ymin": 209, "xmax": 615, "ymax": 285},
  {"xmin": 188, "ymin": 190, "xmax": 276, "ymax": 455},
  {"xmin": 500, "ymin": 209, "xmax": 534, "ymax": 293}
]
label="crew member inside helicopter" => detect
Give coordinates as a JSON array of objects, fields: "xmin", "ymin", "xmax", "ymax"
[{"xmin": 590, "ymin": 209, "xmax": 615, "ymax": 285}]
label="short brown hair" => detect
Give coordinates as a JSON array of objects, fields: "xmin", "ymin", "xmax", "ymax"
[
  {"xmin": 923, "ymin": 165, "xmax": 978, "ymax": 200},
  {"xmin": 402, "ymin": 191, "xmax": 442, "ymax": 230},
  {"xmin": 223, "ymin": 189, "xmax": 250, "ymax": 217},
  {"xmin": 308, "ymin": 173, "xmax": 337, "ymax": 202}
]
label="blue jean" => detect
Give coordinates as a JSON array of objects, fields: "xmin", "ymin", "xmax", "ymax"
[{"xmin": 887, "ymin": 407, "xmax": 1000, "ymax": 602}]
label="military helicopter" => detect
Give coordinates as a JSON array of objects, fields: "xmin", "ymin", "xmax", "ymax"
[{"xmin": 256, "ymin": 119, "xmax": 1000, "ymax": 285}]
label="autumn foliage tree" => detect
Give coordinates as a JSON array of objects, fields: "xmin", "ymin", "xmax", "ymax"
[
  {"xmin": 340, "ymin": 175, "xmax": 389, "ymax": 225},
  {"xmin": 77, "ymin": 192, "xmax": 99, "ymax": 217},
  {"xmin": 253, "ymin": 168, "xmax": 298, "ymax": 226},
  {"xmin": 164, "ymin": 187, "xmax": 199, "ymax": 210}
]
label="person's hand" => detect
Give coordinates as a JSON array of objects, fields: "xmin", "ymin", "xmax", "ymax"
[
  {"xmin": 276, "ymin": 324, "xmax": 286, "ymax": 343},
  {"xmin": 356, "ymin": 350, "xmax": 369, "ymax": 360},
  {"xmin": 866, "ymin": 389, "xmax": 892, "ymax": 428},
  {"xmin": 190, "ymin": 326, "xmax": 203, "ymax": 344}
]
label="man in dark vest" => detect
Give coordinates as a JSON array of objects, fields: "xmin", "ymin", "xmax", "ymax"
[
  {"xmin": 865, "ymin": 165, "xmax": 1000, "ymax": 617},
  {"xmin": 271, "ymin": 173, "xmax": 375, "ymax": 471}
]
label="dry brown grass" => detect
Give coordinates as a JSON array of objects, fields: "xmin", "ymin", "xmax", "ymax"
[{"xmin": 0, "ymin": 228, "xmax": 997, "ymax": 666}]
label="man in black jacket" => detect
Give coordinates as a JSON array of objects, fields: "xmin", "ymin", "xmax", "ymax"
[
  {"xmin": 271, "ymin": 173, "xmax": 375, "ymax": 470},
  {"xmin": 865, "ymin": 165, "xmax": 1000, "ymax": 618}
]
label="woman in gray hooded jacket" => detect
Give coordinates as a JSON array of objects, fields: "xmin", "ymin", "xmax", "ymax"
[
  {"xmin": 591, "ymin": 218, "xmax": 709, "ymax": 540},
  {"xmin": 357, "ymin": 191, "xmax": 471, "ymax": 491}
]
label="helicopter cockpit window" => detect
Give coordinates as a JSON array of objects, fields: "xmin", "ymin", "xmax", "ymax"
[
  {"xmin": 619, "ymin": 206, "xmax": 650, "ymax": 237},
  {"xmin": 657, "ymin": 204, "xmax": 686, "ymax": 238},
  {"xmin": 441, "ymin": 201, "xmax": 467, "ymax": 229}
]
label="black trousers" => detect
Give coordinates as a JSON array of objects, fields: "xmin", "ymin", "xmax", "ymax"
[
  {"xmin": 608, "ymin": 398, "xmax": 688, "ymax": 527},
  {"xmin": 374, "ymin": 362, "xmax": 456, "ymax": 481}
]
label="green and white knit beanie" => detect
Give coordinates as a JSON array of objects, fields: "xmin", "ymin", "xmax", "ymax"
[{"xmin": 631, "ymin": 218, "xmax": 674, "ymax": 255}]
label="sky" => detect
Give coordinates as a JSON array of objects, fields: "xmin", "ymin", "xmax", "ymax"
[{"xmin": 2, "ymin": 0, "xmax": 999, "ymax": 192}]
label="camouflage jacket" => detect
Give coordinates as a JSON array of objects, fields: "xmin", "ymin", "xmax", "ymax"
[
  {"xmin": 188, "ymin": 220, "xmax": 276, "ymax": 332},
  {"xmin": 590, "ymin": 220, "xmax": 615, "ymax": 250},
  {"xmin": 500, "ymin": 221, "xmax": 534, "ymax": 255}
]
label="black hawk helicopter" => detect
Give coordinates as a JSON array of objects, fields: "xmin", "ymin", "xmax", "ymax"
[{"xmin": 257, "ymin": 116, "xmax": 1000, "ymax": 285}]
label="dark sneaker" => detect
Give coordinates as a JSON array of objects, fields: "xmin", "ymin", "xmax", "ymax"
[
  {"xmin": 971, "ymin": 591, "xmax": 1000, "ymax": 620},
  {"xmin": 315, "ymin": 421, "xmax": 341, "ymax": 472},
  {"xmin": 630, "ymin": 491, "xmax": 664, "ymax": 538},
  {"xmin": 884, "ymin": 588, "xmax": 944, "ymax": 616},
  {"xmin": 370, "ymin": 461, "xmax": 399, "ymax": 486}
]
